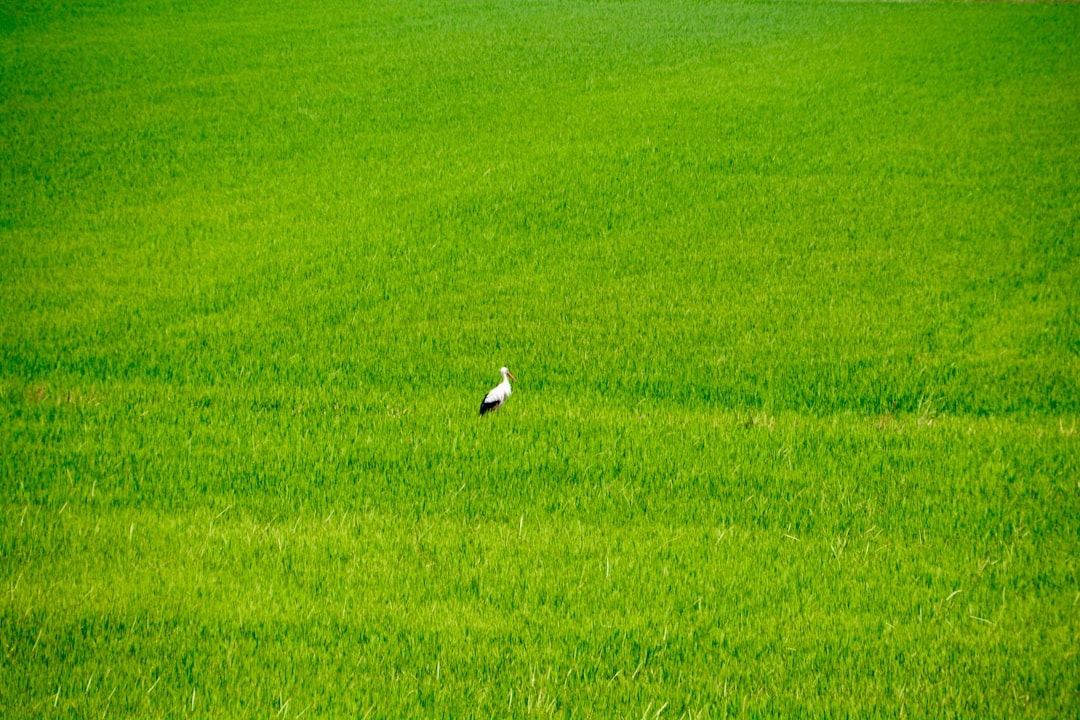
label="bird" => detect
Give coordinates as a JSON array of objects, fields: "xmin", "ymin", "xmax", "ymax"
[{"xmin": 479, "ymin": 367, "xmax": 517, "ymax": 416}]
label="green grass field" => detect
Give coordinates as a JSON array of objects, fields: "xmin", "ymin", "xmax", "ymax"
[{"xmin": 2, "ymin": 0, "xmax": 1078, "ymax": 716}]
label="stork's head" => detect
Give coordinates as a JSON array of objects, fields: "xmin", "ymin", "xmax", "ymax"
[{"xmin": 501, "ymin": 367, "xmax": 517, "ymax": 381}]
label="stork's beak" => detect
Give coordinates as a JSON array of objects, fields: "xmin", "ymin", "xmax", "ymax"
[{"xmin": 507, "ymin": 371, "xmax": 517, "ymax": 382}]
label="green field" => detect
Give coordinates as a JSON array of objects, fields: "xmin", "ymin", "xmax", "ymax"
[{"xmin": 2, "ymin": 0, "xmax": 1078, "ymax": 716}]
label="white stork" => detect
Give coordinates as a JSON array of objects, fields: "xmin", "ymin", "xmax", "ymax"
[{"xmin": 479, "ymin": 367, "xmax": 516, "ymax": 416}]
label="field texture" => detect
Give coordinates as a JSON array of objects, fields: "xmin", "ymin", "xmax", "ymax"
[{"xmin": 2, "ymin": 0, "xmax": 1079, "ymax": 717}]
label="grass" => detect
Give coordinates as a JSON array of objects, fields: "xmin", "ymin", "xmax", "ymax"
[{"xmin": 2, "ymin": 0, "xmax": 1079, "ymax": 717}]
